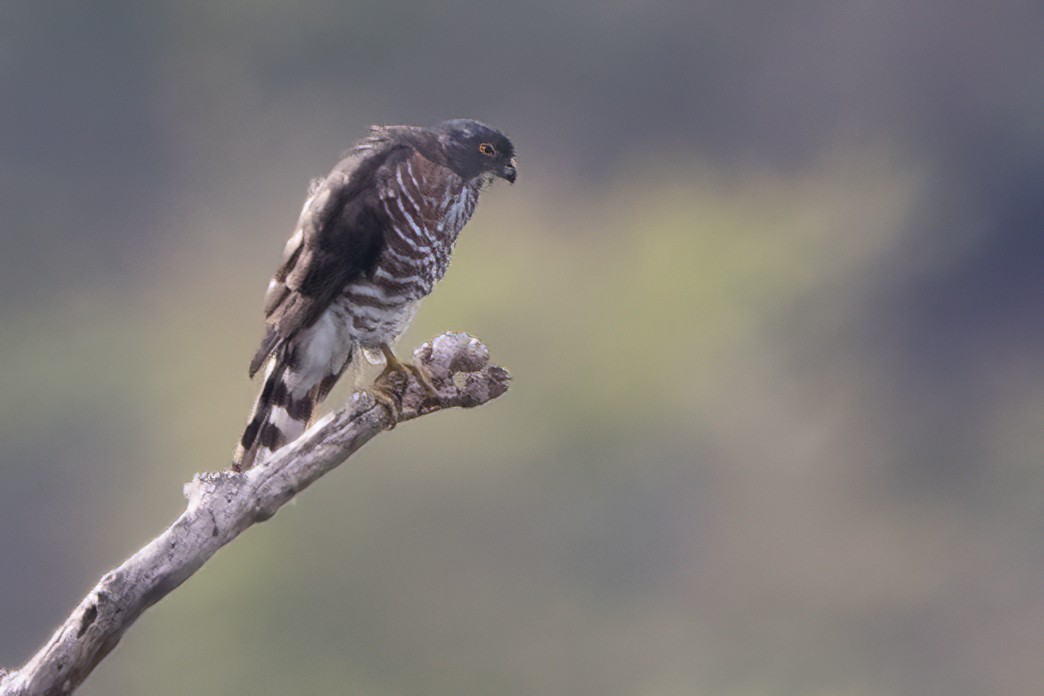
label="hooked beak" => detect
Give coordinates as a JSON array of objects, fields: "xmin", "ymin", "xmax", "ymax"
[{"xmin": 498, "ymin": 158, "xmax": 517, "ymax": 184}]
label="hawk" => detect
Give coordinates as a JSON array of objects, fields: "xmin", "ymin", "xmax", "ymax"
[{"xmin": 233, "ymin": 119, "xmax": 516, "ymax": 470}]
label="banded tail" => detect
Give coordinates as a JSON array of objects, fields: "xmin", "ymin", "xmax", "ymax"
[{"xmin": 232, "ymin": 343, "xmax": 347, "ymax": 471}]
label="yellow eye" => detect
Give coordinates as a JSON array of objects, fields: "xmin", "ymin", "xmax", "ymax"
[{"xmin": 479, "ymin": 142, "xmax": 496, "ymax": 157}]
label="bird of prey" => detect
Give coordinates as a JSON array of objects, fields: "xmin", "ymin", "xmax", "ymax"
[{"xmin": 233, "ymin": 119, "xmax": 516, "ymax": 470}]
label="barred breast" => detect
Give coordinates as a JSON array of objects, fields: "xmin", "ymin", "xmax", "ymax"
[{"xmin": 340, "ymin": 151, "xmax": 479, "ymax": 348}]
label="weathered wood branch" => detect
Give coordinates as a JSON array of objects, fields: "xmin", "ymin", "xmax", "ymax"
[{"xmin": 0, "ymin": 333, "xmax": 509, "ymax": 696}]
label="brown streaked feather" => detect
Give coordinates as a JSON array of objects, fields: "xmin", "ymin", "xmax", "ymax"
[
  {"xmin": 249, "ymin": 326, "xmax": 279, "ymax": 378},
  {"xmin": 247, "ymin": 145, "xmax": 404, "ymax": 376}
]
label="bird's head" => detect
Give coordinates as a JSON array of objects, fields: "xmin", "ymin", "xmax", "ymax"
[{"xmin": 435, "ymin": 119, "xmax": 517, "ymax": 185}]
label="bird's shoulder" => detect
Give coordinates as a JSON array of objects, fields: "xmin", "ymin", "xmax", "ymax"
[
  {"xmin": 329, "ymin": 125, "xmax": 451, "ymax": 203},
  {"xmin": 249, "ymin": 127, "xmax": 446, "ymax": 376},
  {"xmin": 287, "ymin": 128, "xmax": 426, "ymax": 259}
]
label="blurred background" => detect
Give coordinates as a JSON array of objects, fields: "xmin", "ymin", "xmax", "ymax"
[{"xmin": 1, "ymin": 2, "xmax": 1041, "ymax": 694}]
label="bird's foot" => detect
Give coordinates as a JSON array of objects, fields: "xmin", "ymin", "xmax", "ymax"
[
  {"xmin": 370, "ymin": 344, "xmax": 440, "ymax": 428},
  {"xmin": 405, "ymin": 361, "xmax": 439, "ymax": 397},
  {"xmin": 370, "ymin": 372, "xmax": 404, "ymax": 428},
  {"xmin": 380, "ymin": 344, "xmax": 439, "ymax": 396}
]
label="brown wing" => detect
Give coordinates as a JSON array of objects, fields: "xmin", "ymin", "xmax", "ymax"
[{"xmin": 248, "ymin": 140, "xmax": 412, "ymax": 377}]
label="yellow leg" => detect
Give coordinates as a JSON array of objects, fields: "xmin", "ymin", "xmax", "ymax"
[
  {"xmin": 370, "ymin": 343, "xmax": 439, "ymax": 428},
  {"xmin": 370, "ymin": 380, "xmax": 401, "ymax": 427},
  {"xmin": 379, "ymin": 344, "xmax": 439, "ymax": 396}
]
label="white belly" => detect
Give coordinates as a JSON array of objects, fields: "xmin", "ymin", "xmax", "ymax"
[
  {"xmin": 340, "ymin": 279, "xmax": 420, "ymax": 348},
  {"xmin": 288, "ymin": 306, "xmax": 356, "ymax": 397},
  {"xmin": 285, "ymin": 281, "xmax": 420, "ymax": 399}
]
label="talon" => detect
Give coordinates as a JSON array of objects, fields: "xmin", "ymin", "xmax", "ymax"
[
  {"xmin": 370, "ymin": 380, "xmax": 401, "ymax": 428},
  {"xmin": 378, "ymin": 343, "xmax": 439, "ymax": 397},
  {"xmin": 408, "ymin": 363, "xmax": 439, "ymax": 397}
]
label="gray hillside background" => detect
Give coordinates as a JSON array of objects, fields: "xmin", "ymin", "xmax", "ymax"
[{"xmin": 1, "ymin": 2, "xmax": 1041, "ymax": 694}]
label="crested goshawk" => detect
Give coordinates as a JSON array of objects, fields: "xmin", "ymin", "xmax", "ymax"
[{"xmin": 233, "ymin": 119, "xmax": 516, "ymax": 470}]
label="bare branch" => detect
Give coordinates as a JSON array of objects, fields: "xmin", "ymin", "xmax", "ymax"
[{"xmin": 0, "ymin": 333, "xmax": 509, "ymax": 696}]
